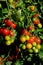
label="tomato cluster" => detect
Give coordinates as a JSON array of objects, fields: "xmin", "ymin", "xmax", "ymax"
[
  {"xmin": 4, "ymin": 19, "xmax": 16, "ymax": 28},
  {"xmin": 19, "ymin": 29, "xmax": 41, "ymax": 53},
  {"xmin": 32, "ymin": 14, "xmax": 42, "ymax": 28},
  {"xmin": 0, "ymin": 19, "xmax": 17, "ymax": 46}
]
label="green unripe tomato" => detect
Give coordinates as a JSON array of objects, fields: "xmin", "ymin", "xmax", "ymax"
[
  {"xmin": 33, "ymin": 47, "xmax": 36, "ymax": 50},
  {"xmin": 8, "ymin": 0, "xmax": 13, "ymax": 4},
  {"xmin": 25, "ymin": 35, "xmax": 30, "ymax": 40},
  {"xmin": 22, "ymin": 44, "xmax": 26, "ymax": 50},
  {"xmin": 29, "ymin": 49, "xmax": 33, "ymax": 53},
  {"xmin": 11, "ymin": 38, "xmax": 14, "ymax": 43},
  {"xmin": 34, "ymin": 48, "xmax": 39, "ymax": 53},
  {"xmin": 32, "ymin": 42, "xmax": 37, "ymax": 47},
  {"xmin": 19, "ymin": 44, "xmax": 23, "ymax": 47}
]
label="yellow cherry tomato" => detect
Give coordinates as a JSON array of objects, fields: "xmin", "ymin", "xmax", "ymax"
[
  {"xmin": 26, "ymin": 43, "xmax": 32, "ymax": 49},
  {"xmin": 30, "ymin": 5, "xmax": 35, "ymax": 11},
  {"xmin": 5, "ymin": 36, "xmax": 11, "ymax": 40},
  {"xmin": 36, "ymin": 44, "xmax": 41, "ymax": 49},
  {"xmin": 20, "ymin": 35, "xmax": 26, "ymax": 43},
  {"xmin": 38, "ymin": 23, "xmax": 42, "ymax": 28},
  {"xmin": 8, "ymin": 0, "xmax": 13, "ymax": 4},
  {"xmin": 5, "ymin": 40, "xmax": 12, "ymax": 46}
]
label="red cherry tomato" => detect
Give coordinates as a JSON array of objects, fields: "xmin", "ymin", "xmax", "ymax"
[
  {"xmin": 6, "ymin": 21, "xmax": 12, "ymax": 26},
  {"xmin": 4, "ymin": 19, "xmax": 9, "ymax": 23},
  {"xmin": 34, "ymin": 19, "xmax": 40, "ymax": 25},
  {"xmin": 0, "ymin": 28, "xmax": 3, "ymax": 34},
  {"xmin": 0, "ymin": 57, "xmax": 2, "ymax": 61},
  {"xmin": 28, "ymin": 26, "xmax": 34, "ymax": 30},
  {"xmin": 10, "ymin": 31, "xmax": 14, "ymax": 36},
  {"xmin": 27, "ymin": 31, "xmax": 30, "ymax": 36},
  {"xmin": 3, "ymin": 29, "xmax": 10, "ymax": 36},
  {"xmin": 36, "ymin": 38, "xmax": 41, "ymax": 44},
  {"xmin": 11, "ymin": 23, "xmax": 16, "ymax": 28},
  {"xmin": 27, "ymin": 38, "xmax": 34, "ymax": 44},
  {"xmin": 31, "ymin": 36, "xmax": 36, "ymax": 41},
  {"xmin": 21, "ymin": 29, "xmax": 27, "ymax": 35},
  {"xmin": 33, "ymin": 14, "xmax": 39, "ymax": 17}
]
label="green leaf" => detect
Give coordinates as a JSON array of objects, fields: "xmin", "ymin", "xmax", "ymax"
[
  {"xmin": 1, "ymin": 55, "xmax": 5, "ymax": 59},
  {"xmin": 39, "ymin": 44, "xmax": 43, "ymax": 59},
  {"xmin": 14, "ymin": 60, "xmax": 23, "ymax": 65},
  {"xmin": 40, "ymin": 35, "xmax": 43, "ymax": 39},
  {"xmin": 6, "ymin": 61, "xmax": 12, "ymax": 65},
  {"xmin": 27, "ymin": 57, "xmax": 32, "ymax": 61},
  {"xmin": 39, "ymin": 51, "xmax": 43, "ymax": 59},
  {"xmin": 2, "ymin": 8, "xmax": 8, "ymax": 13}
]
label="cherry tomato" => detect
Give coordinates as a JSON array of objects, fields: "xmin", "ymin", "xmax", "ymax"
[
  {"xmin": 20, "ymin": 35, "xmax": 26, "ymax": 43},
  {"xmin": 36, "ymin": 44, "xmax": 41, "ymax": 49},
  {"xmin": 33, "ymin": 18, "xmax": 40, "ymax": 25},
  {"xmin": 3, "ymin": 29, "xmax": 10, "ymax": 36},
  {"xmin": 22, "ymin": 44, "xmax": 26, "ymax": 50},
  {"xmin": 4, "ymin": 19, "xmax": 9, "ymax": 23},
  {"xmin": 0, "ymin": 57, "xmax": 3, "ymax": 64},
  {"xmin": 34, "ymin": 48, "xmax": 39, "ymax": 53},
  {"xmin": 31, "ymin": 36, "xmax": 36, "ymax": 41},
  {"xmin": 6, "ymin": 21, "xmax": 12, "ymax": 26},
  {"xmin": 8, "ymin": 0, "xmax": 13, "ymax": 4},
  {"xmin": 11, "ymin": 23, "xmax": 16, "ymax": 28},
  {"xmin": 10, "ymin": 31, "xmax": 14, "ymax": 36},
  {"xmin": 21, "ymin": 29, "xmax": 27, "ymax": 35},
  {"xmin": 26, "ymin": 43, "xmax": 32, "ymax": 49},
  {"xmin": 32, "ymin": 42, "xmax": 37, "ymax": 46},
  {"xmin": 36, "ymin": 38, "xmax": 41, "ymax": 44},
  {"xmin": 5, "ymin": 40, "xmax": 12, "ymax": 46},
  {"xmin": 29, "ymin": 49, "xmax": 33, "ymax": 53},
  {"xmin": 28, "ymin": 26, "xmax": 34, "ymax": 30},
  {"xmin": 38, "ymin": 23, "xmax": 42, "ymax": 28},
  {"xmin": 27, "ymin": 32, "xmax": 30, "ymax": 36},
  {"xmin": 5, "ymin": 35, "xmax": 11, "ymax": 40},
  {"xmin": 0, "ymin": 57, "xmax": 2, "ymax": 61},
  {"xmin": 11, "ymin": 39, "xmax": 14, "ymax": 43},
  {"xmin": 33, "ymin": 14, "xmax": 39, "ymax": 17},
  {"xmin": 30, "ymin": 5, "xmax": 35, "ymax": 11},
  {"xmin": 25, "ymin": 35, "xmax": 30, "ymax": 40},
  {"xmin": 0, "ymin": 28, "xmax": 3, "ymax": 34},
  {"xmin": 27, "ymin": 38, "xmax": 34, "ymax": 44}
]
